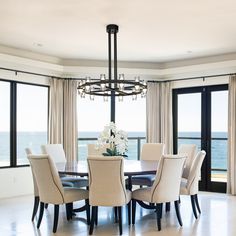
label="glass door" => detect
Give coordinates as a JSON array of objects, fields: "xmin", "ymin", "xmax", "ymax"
[{"xmin": 173, "ymin": 84, "xmax": 228, "ymax": 193}]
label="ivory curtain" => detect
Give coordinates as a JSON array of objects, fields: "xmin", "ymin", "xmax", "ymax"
[
  {"xmin": 227, "ymin": 75, "xmax": 236, "ymax": 195},
  {"xmin": 146, "ymin": 81, "xmax": 173, "ymax": 154},
  {"xmin": 48, "ymin": 78, "xmax": 64, "ymax": 144},
  {"xmin": 63, "ymin": 80, "xmax": 78, "ymax": 162},
  {"xmin": 49, "ymin": 78, "xmax": 78, "ymax": 161}
]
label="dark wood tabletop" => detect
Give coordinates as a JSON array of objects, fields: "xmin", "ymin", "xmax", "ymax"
[{"xmin": 56, "ymin": 159, "xmax": 159, "ymax": 177}]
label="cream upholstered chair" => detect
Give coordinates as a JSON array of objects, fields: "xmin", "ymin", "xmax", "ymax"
[
  {"xmin": 178, "ymin": 144, "xmax": 197, "ymax": 179},
  {"xmin": 132, "ymin": 155, "xmax": 186, "ymax": 231},
  {"xmin": 87, "ymin": 156, "xmax": 131, "ymax": 235},
  {"xmin": 131, "ymin": 143, "xmax": 165, "ymax": 187},
  {"xmin": 28, "ymin": 154, "xmax": 90, "ymax": 233},
  {"xmin": 25, "ymin": 148, "xmax": 75, "ymax": 219},
  {"xmin": 180, "ymin": 150, "xmax": 206, "ymax": 219},
  {"xmin": 41, "ymin": 144, "xmax": 88, "ymax": 188},
  {"xmin": 87, "ymin": 143, "xmax": 109, "ymax": 156}
]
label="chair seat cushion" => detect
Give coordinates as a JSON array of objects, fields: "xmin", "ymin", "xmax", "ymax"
[
  {"xmin": 132, "ymin": 187, "xmax": 152, "ymax": 202},
  {"xmin": 61, "ymin": 176, "xmax": 89, "ymax": 188},
  {"xmin": 64, "ymin": 188, "xmax": 89, "ymax": 203},
  {"xmin": 61, "ymin": 181, "xmax": 74, "ymax": 187},
  {"xmin": 131, "ymin": 174, "xmax": 155, "ymax": 186}
]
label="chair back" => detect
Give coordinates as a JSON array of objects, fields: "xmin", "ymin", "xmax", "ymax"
[
  {"xmin": 151, "ymin": 155, "xmax": 186, "ymax": 203},
  {"xmin": 141, "ymin": 143, "xmax": 164, "ymax": 161},
  {"xmin": 178, "ymin": 144, "xmax": 197, "ymax": 178},
  {"xmin": 87, "ymin": 143, "xmax": 109, "ymax": 156},
  {"xmin": 28, "ymin": 154, "xmax": 65, "ymax": 204},
  {"xmin": 87, "ymin": 156, "xmax": 127, "ymax": 206},
  {"xmin": 25, "ymin": 148, "xmax": 39, "ymax": 197},
  {"xmin": 186, "ymin": 150, "xmax": 206, "ymax": 195},
  {"xmin": 41, "ymin": 144, "xmax": 66, "ymax": 163}
]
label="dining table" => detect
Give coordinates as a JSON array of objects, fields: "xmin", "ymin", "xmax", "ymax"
[{"xmin": 56, "ymin": 159, "xmax": 159, "ymax": 190}]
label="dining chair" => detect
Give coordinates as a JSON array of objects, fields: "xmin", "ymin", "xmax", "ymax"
[
  {"xmin": 87, "ymin": 156, "xmax": 131, "ymax": 235},
  {"xmin": 131, "ymin": 143, "xmax": 165, "ymax": 187},
  {"xmin": 41, "ymin": 144, "xmax": 88, "ymax": 188},
  {"xmin": 27, "ymin": 154, "xmax": 90, "ymax": 233},
  {"xmin": 87, "ymin": 143, "xmax": 109, "ymax": 156},
  {"xmin": 178, "ymin": 144, "xmax": 197, "ymax": 179},
  {"xmin": 180, "ymin": 150, "xmax": 206, "ymax": 219},
  {"xmin": 132, "ymin": 155, "xmax": 186, "ymax": 231},
  {"xmin": 25, "ymin": 148, "xmax": 75, "ymax": 220}
]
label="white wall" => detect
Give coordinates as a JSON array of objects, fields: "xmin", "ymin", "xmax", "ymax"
[{"xmin": 0, "ymin": 167, "xmax": 33, "ymax": 199}]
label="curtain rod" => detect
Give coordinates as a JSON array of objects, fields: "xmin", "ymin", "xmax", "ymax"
[
  {"xmin": 0, "ymin": 66, "xmax": 235, "ymax": 82},
  {"xmin": 148, "ymin": 72, "xmax": 236, "ymax": 83},
  {"xmin": 0, "ymin": 67, "xmax": 61, "ymax": 79}
]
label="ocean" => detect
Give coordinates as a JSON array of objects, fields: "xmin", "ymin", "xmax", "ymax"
[{"xmin": 0, "ymin": 132, "xmax": 227, "ymax": 172}]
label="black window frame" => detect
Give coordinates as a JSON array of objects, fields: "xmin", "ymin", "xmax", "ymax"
[
  {"xmin": 173, "ymin": 84, "xmax": 228, "ymax": 193},
  {"xmin": 0, "ymin": 78, "xmax": 49, "ymax": 169}
]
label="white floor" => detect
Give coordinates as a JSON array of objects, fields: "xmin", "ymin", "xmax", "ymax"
[{"xmin": 0, "ymin": 192, "xmax": 235, "ymax": 236}]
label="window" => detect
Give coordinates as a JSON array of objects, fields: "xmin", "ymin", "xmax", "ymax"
[
  {"xmin": 0, "ymin": 80, "xmax": 48, "ymax": 168},
  {"xmin": 173, "ymin": 85, "xmax": 228, "ymax": 193},
  {"xmin": 77, "ymin": 96, "xmax": 110, "ymax": 160},
  {"xmin": 116, "ymin": 97, "xmax": 146, "ymax": 160},
  {"xmin": 77, "ymin": 95, "xmax": 146, "ymax": 160},
  {"xmin": 17, "ymin": 84, "xmax": 48, "ymax": 165}
]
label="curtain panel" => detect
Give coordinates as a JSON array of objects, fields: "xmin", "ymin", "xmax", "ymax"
[
  {"xmin": 63, "ymin": 80, "xmax": 78, "ymax": 162},
  {"xmin": 227, "ymin": 75, "xmax": 236, "ymax": 195},
  {"xmin": 146, "ymin": 81, "xmax": 173, "ymax": 154},
  {"xmin": 48, "ymin": 78, "xmax": 64, "ymax": 144},
  {"xmin": 49, "ymin": 78, "xmax": 78, "ymax": 161}
]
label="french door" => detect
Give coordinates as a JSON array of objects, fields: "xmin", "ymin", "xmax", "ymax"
[{"xmin": 173, "ymin": 84, "xmax": 228, "ymax": 193}]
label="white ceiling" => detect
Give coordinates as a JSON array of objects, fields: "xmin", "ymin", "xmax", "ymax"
[{"xmin": 1, "ymin": 0, "xmax": 236, "ymax": 63}]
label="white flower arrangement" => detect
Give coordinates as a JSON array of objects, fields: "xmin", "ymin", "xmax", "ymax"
[{"xmin": 97, "ymin": 122, "xmax": 128, "ymax": 156}]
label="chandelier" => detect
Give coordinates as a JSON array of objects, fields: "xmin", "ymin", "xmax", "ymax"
[{"xmin": 77, "ymin": 24, "xmax": 147, "ymax": 101}]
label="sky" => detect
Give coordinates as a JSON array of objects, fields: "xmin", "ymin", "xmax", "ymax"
[
  {"xmin": 0, "ymin": 81, "xmax": 48, "ymax": 132},
  {"xmin": 77, "ymin": 95, "xmax": 146, "ymax": 132},
  {"xmin": 178, "ymin": 91, "xmax": 228, "ymax": 132}
]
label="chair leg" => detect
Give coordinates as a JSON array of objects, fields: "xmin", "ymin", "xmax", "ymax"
[
  {"xmin": 32, "ymin": 196, "xmax": 39, "ymax": 221},
  {"xmin": 190, "ymin": 195, "xmax": 198, "ymax": 219},
  {"xmin": 160, "ymin": 203, "xmax": 163, "ymax": 219},
  {"xmin": 195, "ymin": 194, "xmax": 201, "ymax": 214},
  {"xmin": 85, "ymin": 199, "xmax": 91, "ymax": 225},
  {"xmin": 95, "ymin": 206, "xmax": 98, "ymax": 226},
  {"xmin": 65, "ymin": 203, "xmax": 72, "ymax": 221},
  {"xmin": 118, "ymin": 206, "xmax": 123, "ymax": 235},
  {"xmin": 53, "ymin": 205, "xmax": 59, "ymax": 233},
  {"xmin": 132, "ymin": 200, "xmax": 136, "ymax": 225},
  {"xmin": 174, "ymin": 200, "xmax": 183, "ymax": 226},
  {"xmin": 89, "ymin": 206, "xmax": 97, "ymax": 235},
  {"xmin": 127, "ymin": 201, "xmax": 131, "ymax": 225},
  {"xmin": 156, "ymin": 203, "xmax": 162, "ymax": 231},
  {"xmin": 114, "ymin": 207, "xmax": 118, "ymax": 223},
  {"xmin": 165, "ymin": 202, "xmax": 170, "ymax": 212},
  {"xmin": 44, "ymin": 203, "xmax": 48, "ymax": 209},
  {"xmin": 37, "ymin": 202, "xmax": 45, "ymax": 228}
]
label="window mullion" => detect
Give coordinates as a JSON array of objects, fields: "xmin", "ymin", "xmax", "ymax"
[{"xmin": 10, "ymin": 82, "xmax": 17, "ymax": 167}]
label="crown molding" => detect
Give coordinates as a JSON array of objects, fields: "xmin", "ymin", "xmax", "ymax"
[{"xmin": 0, "ymin": 46, "xmax": 236, "ymax": 81}]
